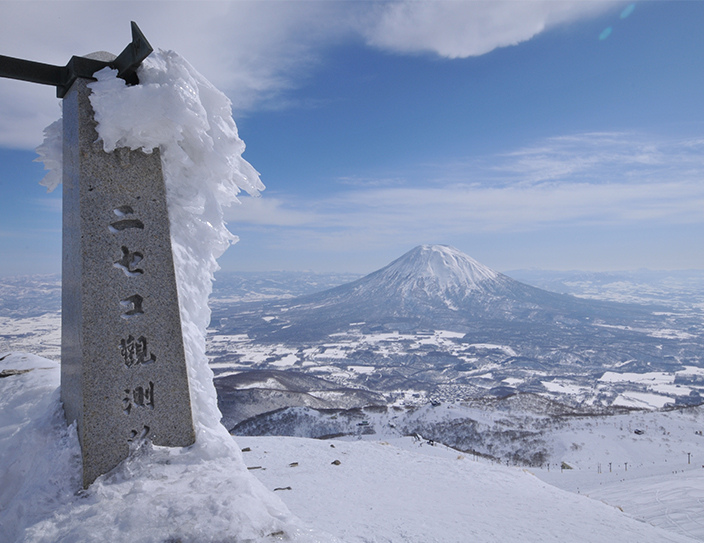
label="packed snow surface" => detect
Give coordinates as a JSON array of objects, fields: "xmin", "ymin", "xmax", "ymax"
[{"xmin": 237, "ymin": 434, "xmax": 696, "ymax": 543}]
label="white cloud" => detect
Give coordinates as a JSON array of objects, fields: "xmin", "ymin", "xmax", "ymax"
[
  {"xmin": 361, "ymin": 0, "xmax": 616, "ymax": 58},
  {"xmin": 0, "ymin": 0, "xmax": 352, "ymax": 148},
  {"xmin": 225, "ymin": 133, "xmax": 704, "ymax": 252},
  {"xmin": 332, "ymin": 180, "xmax": 704, "ymax": 234},
  {"xmin": 224, "ymin": 195, "xmax": 316, "ymax": 226},
  {"xmin": 493, "ymin": 132, "xmax": 704, "ymax": 187},
  {"xmin": 0, "ymin": 0, "xmax": 615, "ymax": 149},
  {"xmin": 236, "ymin": 175, "xmax": 704, "ymax": 271}
]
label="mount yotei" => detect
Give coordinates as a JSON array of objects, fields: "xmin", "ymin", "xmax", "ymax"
[
  {"xmin": 216, "ymin": 245, "xmax": 666, "ymax": 340},
  {"xmin": 209, "ymin": 245, "xmax": 704, "ymax": 428}
]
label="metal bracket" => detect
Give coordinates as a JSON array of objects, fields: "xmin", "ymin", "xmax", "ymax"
[{"xmin": 0, "ymin": 21, "xmax": 153, "ymax": 98}]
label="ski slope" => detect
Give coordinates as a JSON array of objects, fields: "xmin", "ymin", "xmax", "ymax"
[{"xmin": 236, "ymin": 434, "xmax": 696, "ymax": 543}]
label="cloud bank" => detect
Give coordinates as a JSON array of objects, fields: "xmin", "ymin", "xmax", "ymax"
[
  {"xmin": 225, "ymin": 132, "xmax": 704, "ymax": 251},
  {"xmin": 362, "ymin": 0, "xmax": 614, "ymax": 58}
]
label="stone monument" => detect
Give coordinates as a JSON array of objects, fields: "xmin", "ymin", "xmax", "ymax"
[{"xmin": 1, "ymin": 23, "xmax": 195, "ymax": 487}]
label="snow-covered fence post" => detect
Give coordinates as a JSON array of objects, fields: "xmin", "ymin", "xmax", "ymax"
[{"xmin": 0, "ymin": 23, "xmax": 195, "ymax": 488}]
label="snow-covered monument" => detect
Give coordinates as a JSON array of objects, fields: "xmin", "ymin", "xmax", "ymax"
[
  {"xmin": 0, "ymin": 23, "xmax": 195, "ymax": 487},
  {"xmin": 0, "ymin": 19, "xmax": 300, "ymax": 542}
]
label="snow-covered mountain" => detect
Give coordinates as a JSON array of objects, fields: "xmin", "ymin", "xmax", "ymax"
[
  {"xmin": 350, "ymin": 244, "xmax": 503, "ymax": 306},
  {"xmin": 217, "ymin": 245, "xmax": 671, "ymax": 347},
  {"xmin": 215, "ymin": 245, "xmax": 659, "ymax": 343},
  {"xmin": 216, "ymin": 370, "xmax": 386, "ymax": 430},
  {"xmin": 288, "ymin": 243, "xmax": 566, "ymax": 318},
  {"xmin": 209, "ymin": 246, "xmax": 704, "ymax": 421}
]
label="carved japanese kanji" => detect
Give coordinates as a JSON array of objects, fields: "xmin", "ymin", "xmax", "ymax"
[
  {"xmin": 114, "ymin": 246, "xmax": 145, "ymax": 276},
  {"xmin": 119, "ymin": 335, "xmax": 156, "ymax": 368}
]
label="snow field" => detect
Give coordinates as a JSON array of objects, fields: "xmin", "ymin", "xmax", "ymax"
[
  {"xmin": 0, "ymin": 353, "xmax": 328, "ymax": 543},
  {"xmin": 237, "ymin": 435, "xmax": 696, "ymax": 542},
  {"xmin": 0, "ymin": 313, "xmax": 60, "ymax": 360},
  {"xmin": 586, "ymin": 469, "xmax": 704, "ymax": 539},
  {"xmin": 4, "ymin": 352, "xmax": 703, "ymax": 542},
  {"xmin": 207, "ymin": 323, "xmax": 704, "ymax": 411},
  {"xmin": 0, "ymin": 353, "xmax": 327, "ymax": 543},
  {"xmin": 530, "ymin": 407, "xmax": 704, "ymax": 540}
]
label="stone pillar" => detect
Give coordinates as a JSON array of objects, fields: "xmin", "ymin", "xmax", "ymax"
[{"xmin": 61, "ymin": 77, "xmax": 195, "ymax": 487}]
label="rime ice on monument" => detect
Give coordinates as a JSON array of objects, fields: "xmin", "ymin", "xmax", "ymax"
[{"xmin": 0, "ymin": 23, "xmax": 195, "ymax": 487}]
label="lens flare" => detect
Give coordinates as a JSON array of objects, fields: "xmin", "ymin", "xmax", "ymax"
[
  {"xmin": 599, "ymin": 27, "xmax": 613, "ymax": 40},
  {"xmin": 620, "ymin": 3, "xmax": 636, "ymax": 19}
]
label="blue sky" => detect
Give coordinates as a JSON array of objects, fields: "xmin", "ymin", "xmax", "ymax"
[{"xmin": 1, "ymin": 1, "xmax": 704, "ymax": 276}]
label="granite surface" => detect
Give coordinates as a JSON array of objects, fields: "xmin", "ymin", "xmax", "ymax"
[{"xmin": 61, "ymin": 77, "xmax": 195, "ymax": 488}]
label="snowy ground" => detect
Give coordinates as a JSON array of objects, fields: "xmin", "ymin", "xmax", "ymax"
[
  {"xmin": 528, "ymin": 408, "xmax": 704, "ymax": 541},
  {"xmin": 539, "ymin": 464, "xmax": 704, "ymax": 540},
  {"xmin": 207, "ymin": 324, "xmax": 704, "ymax": 410},
  {"xmin": 0, "ymin": 353, "xmax": 324, "ymax": 543},
  {"xmin": 236, "ymin": 434, "xmax": 696, "ymax": 543},
  {"xmin": 3, "ymin": 351, "xmax": 701, "ymax": 543},
  {"xmin": 0, "ymin": 312, "xmax": 60, "ymax": 360},
  {"xmin": 232, "ymin": 394, "xmax": 704, "ymax": 541},
  {"xmin": 2, "ymin": 286, "xmax": 704, "ymax": 540},
  {"xmin": 5, "ymin": 312, "xmax": 704, "ymax": 411}
]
